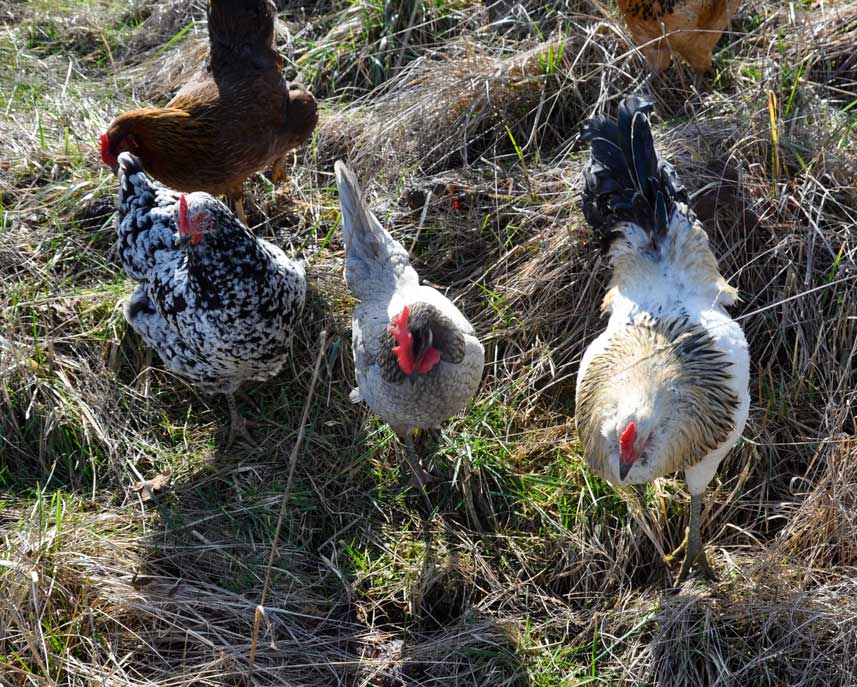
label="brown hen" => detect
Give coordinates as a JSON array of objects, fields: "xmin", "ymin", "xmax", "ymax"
[
  {"xmin": 618, "ymin": 0, "xmax": 740, "ymax": 74},
  {"xmin": 101, "ymin": 0, "xmax": 318, "ymax": 218}
]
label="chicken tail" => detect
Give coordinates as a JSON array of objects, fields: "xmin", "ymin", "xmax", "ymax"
[
  {"xmin": 335, "ymin": 161, "xmax": 414, "ymax": 299},
  {"xmin": 207, "ymin": 0, "xmax": 283, "ymax": 71},
  {"xmin": 117, "ymin": 152, "xmax": 154, "ymax": 214},
  {"xmin": 115, "ymin": 152, "xmax": 179, "ymax": 282},
  {"xmin": 581, "ymin": 96, "xmax": 687, "ymax": 253},
  {"xmin": 581, "ymin": 96, "xmax": 737, "ymax": 306}
]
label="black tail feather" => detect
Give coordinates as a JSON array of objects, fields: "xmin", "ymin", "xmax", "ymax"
[
  {"xmin": 581, "ymin": 96, "xmax": 687, "ymax": 253},
  {"xmin": 117, "ymin": 152, "xmax": 155, "ymax": 214},
  {"xmin": 117, "ymin": 152, "xmax": 145, "ymax": 179}
]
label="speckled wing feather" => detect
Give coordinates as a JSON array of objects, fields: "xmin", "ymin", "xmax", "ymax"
[
  {"xmin": 123, "ymin": 287, "xmax": 210, "ymax": 383},
  {"xmin": 576, "ymin": 317, "xmax": 739, "ymax": 480}
]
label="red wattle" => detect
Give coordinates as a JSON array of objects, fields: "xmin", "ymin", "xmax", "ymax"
[
  {"xmin": 393, "ymin": 342, "xmax": 414, "ymax": 374},
  {"xmin": 415, "ymin": 346, "xmax": 441, "ymax": 374},
  {"xmin": 178, "ymin": 195, "xmax": 189, "ymax": 232}
]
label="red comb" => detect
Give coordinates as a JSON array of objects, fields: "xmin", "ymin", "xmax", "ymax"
[
  {"xmin": 389, "ymin": 305, "xmax": 414, "ymax": 375},
  {"xmin": 393, "ymin": 304, "xmax": 410, "ymax": 331},
  {"xmin": 178, "ymin": 195, "xmax": 189, "ymax": 233},
  {"xmin": 619, "ymin": 422, "xmax": 636, "ymax": 455},
  {"xmin": 99, "ymin": 133, "xmax": 116, "ymax": 167}
]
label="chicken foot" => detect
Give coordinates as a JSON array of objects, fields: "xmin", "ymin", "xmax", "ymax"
[
  {"xmin": 224, "ymin": 393, "xmax": 256, "ymax": 449},
  {"xmin": 667, "ymin": 493, "xmax": 717, "ymax": 584}
]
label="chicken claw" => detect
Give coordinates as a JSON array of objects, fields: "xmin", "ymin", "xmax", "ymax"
[{"xmin": 225, "ymin": 393, "xmax": 257, "ymax": 449}]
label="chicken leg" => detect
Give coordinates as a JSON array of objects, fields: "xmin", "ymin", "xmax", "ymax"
[
  {"xmin": 670, "ymin": 493, "xmax": 717, "ymax": 583},
  {"xmin": 225, "ymin": 392, "xmax": 256, "ymax": 449},
  {"xmin": 234, "ymin": 198, "xmax": 247, "ymax": 226},
  {"xmin": 404, "ymin": 432, "xmax": 435, "ymax": 510},
  {"xmin": 225, "ymin": 186, "xmax": 248, "ymax": 226},
  {"xmin": 271, "ymin": 156, "xmax": 289, "ymax": 187}
]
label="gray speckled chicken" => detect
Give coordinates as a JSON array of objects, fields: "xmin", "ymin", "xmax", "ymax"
[
  {"xmin": 115, "ymin": 152, "xmax": 306, "ymax": 445},
  {"xmin": 334, "ymin": 161, "xmax": 484, "ymax": 486}
]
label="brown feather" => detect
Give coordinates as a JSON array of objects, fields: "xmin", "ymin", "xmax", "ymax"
[
  {"xmin": 102, "ymin": 0, "xmax": 318, "ymax": 197},
  {"xmin": 617, "ymin": 0, "xmax": 740, "ymax": 73}
]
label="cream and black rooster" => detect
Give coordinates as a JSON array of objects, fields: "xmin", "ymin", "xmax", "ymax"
[
  {"xmin": 115, "ymin": 152, "xmax": 306, "ymax": 446},
  {"xmin": 575, "ymin": 96, "xmax": 750, "ymax": 582},
  {"xmin": 334, "ymin": 161, "xmax": 484, "ymax": 493}
]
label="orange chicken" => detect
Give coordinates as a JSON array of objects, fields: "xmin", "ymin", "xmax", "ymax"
[
  {"xmin": 618, "ymin": 0, "xmax": 740, "ymax": 74},
  {"xmin": 100, "ymin": 0, "xmax": 318, "ymax": 221}
]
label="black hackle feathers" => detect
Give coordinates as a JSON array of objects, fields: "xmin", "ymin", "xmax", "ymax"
[{"xmin": 581, "ymin": 96, "xmax": 687, "ymax": 253}]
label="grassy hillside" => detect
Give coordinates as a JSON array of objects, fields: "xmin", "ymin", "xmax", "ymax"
[{"xmin": 1, "ymin": 0, "xmax": 856, "ymax": 685}]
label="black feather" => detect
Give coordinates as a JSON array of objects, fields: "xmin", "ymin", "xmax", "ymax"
[
  {"xmin": 581, "ymin": 96, "xmax": 688, "ymax": 254},
  {"xmin": 117, "ymin": 152, "xmax": 145, "ymax": 177}
]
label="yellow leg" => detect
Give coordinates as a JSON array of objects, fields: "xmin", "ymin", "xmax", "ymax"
[
  {"xmin": 224, "ymin": 393, "xmax": 255, "ymax": 449},
  {"xmin": 675, "ymin": 493, "xmax": 717, "ymax": 584},
  {"xmin": 271, "ymin": 157, "xmax": 288, "ymax": 187},
  {"xmin": 233, "ymin": 197, "xmax": 247, "ymax": 226}
]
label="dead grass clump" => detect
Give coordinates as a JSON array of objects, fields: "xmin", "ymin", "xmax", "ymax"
[
  {"xmin": 641, "ymin": 570, "xmax": 857, "ymax": 687},
  {"xmin": 0, "ymin": 498, "xmax": 364, "ymax": 687},
  {"xmin": 484, "ymin": 0, "xmax": 607, "ymax": 37},
  {"xmin": 16, "ymin": 0, "xmax": 155, "ymax": 75},
  {"xmin": 124, "ymin": 0, "xmax": 205, "ymax": 56},
  {"xmin": 300, "ymin": 0, "xmax": 481, "ymax": 99},
  {"xmin": 2, "ymin": 0, "xmax": 857, "ymax": 684},
  {"xmin": 0, "ymin": 327, "xmax": 179, "ymax": 491},
  {"xmin": 393, "ymin": 617, "xmax": 527, "ymax": 686},
  {"xmin": 778, "ymin": 436, "xmax": 857, "ymax": 571},
  {"xmin": 787, "ymin": 4, "xmax": 857, "ymax": 93},
  {"xmin": 314, "ymin": 23, "xmax": 641, "ymax": 179}
]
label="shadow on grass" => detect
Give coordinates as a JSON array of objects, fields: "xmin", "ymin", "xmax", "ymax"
[{"xmin": 121, "ymin": 319, "xmax": 532, "ymax": 685}]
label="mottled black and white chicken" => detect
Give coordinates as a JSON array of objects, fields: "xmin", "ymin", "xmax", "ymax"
[
  {"xmin": 575, "ymin": 97, "xmax": 750, "ymax": 582},
  {"xmin": 115, "ymin": 152, "xmax": 306, "ymax": 445},
  {"xmin": 334, "ymin": 161, "xmax": 484, "ymax": 492}
]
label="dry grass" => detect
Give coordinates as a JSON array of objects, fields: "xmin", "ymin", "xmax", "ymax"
[{"xmin": 1, "ymin": 0, "xmax": 856, "ymax": 685}]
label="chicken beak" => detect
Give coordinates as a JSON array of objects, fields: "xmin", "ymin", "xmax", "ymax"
[
  {"xmin": 414, "ymin": 327, "xmax": 433, "ymax": 364},
  {"xmin": 619, "ymin": 461, "xmax": 633, "ymax": 481}
]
